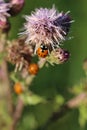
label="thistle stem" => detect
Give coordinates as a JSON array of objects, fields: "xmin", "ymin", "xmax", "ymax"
[
  {"xmin": 11, "ymin": 58, "xmax": 47, "ymax": 130},
  {"xmin": 10, "ymin": 96, "xmax": 24, "ymax": 130}
]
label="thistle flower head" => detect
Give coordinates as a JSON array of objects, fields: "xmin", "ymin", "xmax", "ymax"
[
  {"xmin": 54, "ymin": 48, "xmax": 70, "ymax": 63},
  {"xmin": 20, "ymin": 6, "xmax": 72, "ymax": 51},
  {"xmin": 46, "ymin": 48, "xmax": 70, "ymax": 65},
  {"xmin": 7, "ymin": 38, "xmax": 33, "ymax": 71},
  {"xmin": 53, "ymin": 11, "xmax": 72, "ymax": 36},
  {"xmin": 0, "ymin": 0, "xmax": 11, "ymax": 22}
]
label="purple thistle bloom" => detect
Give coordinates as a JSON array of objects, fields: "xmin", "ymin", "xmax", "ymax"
[
  {"xmin": 20, "ymin": 6, "xmax": 72, "ymax": 51},
  {"xmin": 53, "ymin": 11, "xmax": 72, "ymax": 36},
  {"xmin": 0, "ymin": 0, "xmax": 11, "ymax": 22},
  {"xmin": 54, "ymin": 48, "xmax": 70, "ymax": 63}
]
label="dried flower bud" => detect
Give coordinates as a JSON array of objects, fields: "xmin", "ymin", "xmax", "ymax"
[
  {"xmin": 8, "ymin": 0, "xmax": 25, "ymax": 16},
  {"xmin": 7, "ymin": 38, "xmax": 33, "ymax": 71}
]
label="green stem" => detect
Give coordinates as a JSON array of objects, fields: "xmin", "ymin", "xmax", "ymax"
[
  {"xmin": 0, "ymin": 33, "xmax": 13, "ymax": 116},
  {"xmin": 11, "ymin": 58, "xmax": 47, "ymax": 130}
]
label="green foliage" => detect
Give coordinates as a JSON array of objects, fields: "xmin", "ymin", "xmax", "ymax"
[
  {"xmin": 22, "ymin": 92, "xmax": 46, "ymax": 105},
  {"xmin": 0, "ymin": 101, "xmax": 12, "ymax": 130},
  {"xmin": 71, "ymin": 77, "xmax": 87, "ymax": 128},
  {"xmin": 18, "ymin": 113, "xmax": 38, "ymax": 130},
  {"xmin": 79, "ymin": 104, "xmax": 87, "ymax": 127}
]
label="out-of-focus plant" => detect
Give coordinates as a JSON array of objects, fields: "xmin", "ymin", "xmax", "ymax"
[
  {"xmin": 69, "ymin": 59, "xmax": 87, "ymax": 127},
  {"xmin": 0, "ymin": 0, "xmax": 78, "ymax": 130}
]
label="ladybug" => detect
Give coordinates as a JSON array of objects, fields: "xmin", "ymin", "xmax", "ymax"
[
  {"xmin": 14, "ymin": 82, "xmax": 23, "ymax": 94},
  {"xmin": 36, "ymin": 44, "xmax": 48, "ymax": 58},
  {"xmin": 28, "ymin": 63, "xmax": 39, "ymax": 75}
]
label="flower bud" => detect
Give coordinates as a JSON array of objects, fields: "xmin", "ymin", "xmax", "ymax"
[
  {"xmin": 46, "ymin": 48, "xmax": 70, "ymax": 65},
  {"xmin": 55, "ymin": 48, "xmax": 70, "ymax": 63},
  {"xmin": 7, "ymin": 38, "xmax": 33, "ymax": 71},
  {"xmin": 9, "ymin": 0, "xmax": 25, "ymax": 16}
]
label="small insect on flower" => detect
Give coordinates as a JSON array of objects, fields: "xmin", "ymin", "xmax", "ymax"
[
  {"xmin": 28, "ymin": 63, "xmax": 39, "ymax": 75},
  {"xmin": 36, "ymin": 44, "xmax": 48, "ymax": 58},
  {"xmin": 14, "ymin": 82, "xmax": 23, "ymax": 94},
  {"xmin": 20, "ymin": 6, "xmax": 72, "ymax": 51}
]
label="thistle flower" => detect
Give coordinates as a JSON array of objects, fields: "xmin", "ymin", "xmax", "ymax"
[
  {"xmin": 46, "ymin": 48, "xmax": 70, "ymax": 65},
  {"xmin": 54, "ymin": 48, "xmax": 70, "ymax": 63},
  {"xmin": 7, "ymin": 38, "xmax": 33, "ymax": 71},
  {"xmin": 53, "ymin": 12, "xmax": 72, "ymax": 36},
  {"xmin": 20, "ymin": 6, "xmax": 72, "ymax": 51},
  {"xmin": 0, "ymin": 0, "xmax": 10, "ymax": 22}
]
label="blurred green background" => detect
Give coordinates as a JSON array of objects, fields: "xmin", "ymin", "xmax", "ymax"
[{"xmin": 8, "ymin": 0, "xmax": 87, "ymax": 130}]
